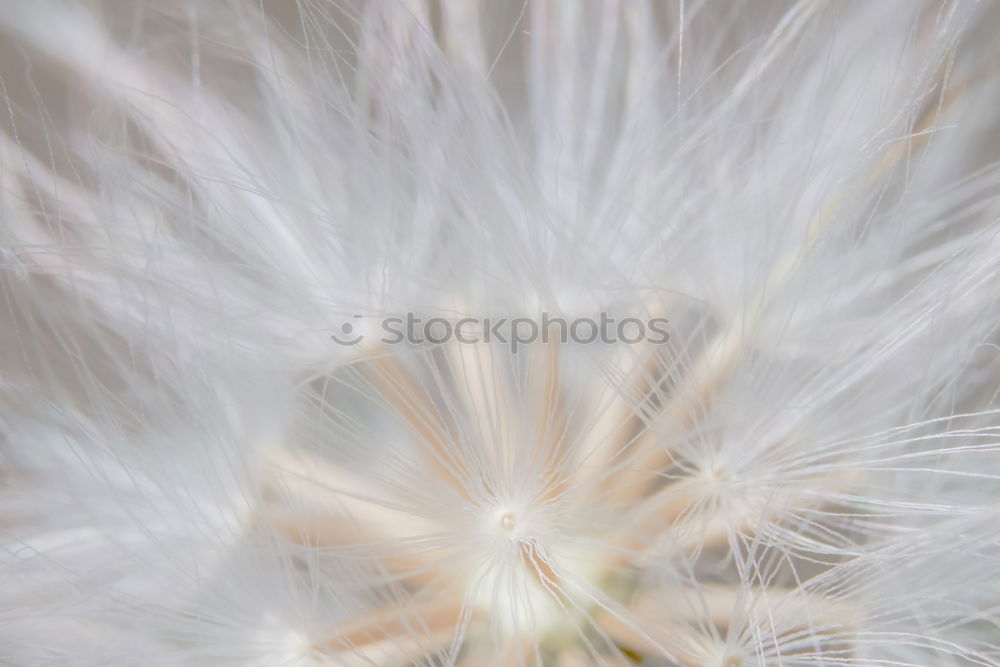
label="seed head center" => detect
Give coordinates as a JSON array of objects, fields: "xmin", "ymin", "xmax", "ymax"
[{"xmin": 499, "ymin": 512, "xmax": 518, "ymax": 533}]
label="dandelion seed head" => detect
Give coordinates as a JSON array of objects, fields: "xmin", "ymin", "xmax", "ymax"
[{"xmin": 2, "ymin": 0, "xmax": 1000, "ymax": 665}]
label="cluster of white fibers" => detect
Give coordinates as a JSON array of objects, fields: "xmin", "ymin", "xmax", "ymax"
[{"xmin": 2, "ymin": 0, "xmax": 1000, "ymax": 665}]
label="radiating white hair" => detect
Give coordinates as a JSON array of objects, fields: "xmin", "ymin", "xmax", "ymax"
[{"xmin": 2, "ymin": 1, "xmax": 1000, "ymax": 665}]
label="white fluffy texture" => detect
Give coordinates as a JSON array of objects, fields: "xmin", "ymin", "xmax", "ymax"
[{"xmin": 2, "ymin": 1, "xmax": 1000, "ymax": 666}]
